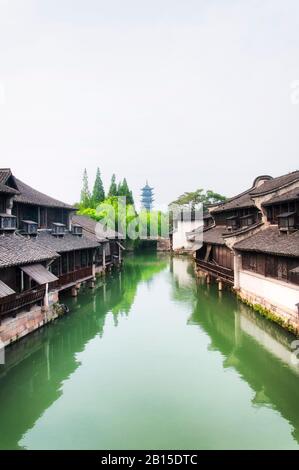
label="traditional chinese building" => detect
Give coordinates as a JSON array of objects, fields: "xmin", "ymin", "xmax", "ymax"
[
  {"xmin": 195, "ymin": 170, "xmax": 299, "ymax": 332},
  {"xmin": 234, "ymin": 188, "xmax": 299, "ymax": 330},
  {"xmin": 72, "ymin": 214, "xmax": 125, "ymax": 271},
  {"xmin": 195, "ymin": 175, "xmax": 273, "ymax": 285},
  {"xmin": 0, "ymin": 169, "xmax": 123, "ymax": 346}
]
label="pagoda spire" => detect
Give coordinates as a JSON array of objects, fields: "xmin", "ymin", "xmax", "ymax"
[{"xmin": 140, "ymin": 181, "xmax": 154, "ymax": 211}]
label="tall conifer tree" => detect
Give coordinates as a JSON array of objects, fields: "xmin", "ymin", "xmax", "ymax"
[
  {"xmin": 108, "ymin": 174, "xmax": 118, "ymax": 197},
  {"xmin": 92, "ymin": 167, "xmax": 105, "ymax": 207},
  {"xmin": 80, "ymin": 168, "xmax": 91, "ymax": 208}
]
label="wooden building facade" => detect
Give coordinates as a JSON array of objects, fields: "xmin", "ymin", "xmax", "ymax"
[
  {"xmin": 0, "ymin": 169, "xmax": 124, "ymax": 339},
  {"xmin": 234, "ymin": 184, "xmax": 299, "ymax": 327}
]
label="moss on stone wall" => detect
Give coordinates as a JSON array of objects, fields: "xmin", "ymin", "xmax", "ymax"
[{"xmin": 237, "ymin": 294, "xmax": 299, "ymax": 337}]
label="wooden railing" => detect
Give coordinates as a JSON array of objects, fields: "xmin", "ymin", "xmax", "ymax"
[
  {"xmin": 0, "ymin": 286, "xmax": 46, "ymax": 317},
  {"xmin": 51, "ymin": 266, "xmax": 93, "ymax": 290},
  {"xmin": 195, "ymin": 258, "xmax": 234, "ymax": 284}
]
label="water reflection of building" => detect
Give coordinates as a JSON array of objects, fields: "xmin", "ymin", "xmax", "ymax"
[
  {"xmin": 0, "ymin": 277, "xmax": 123, "ymax": 449},
  {"xmin": 0, "ymin": 255, "xmax": 168, "ymax": 450},
  {"xmin": 170, "ymin": 257, "xmax": 194, "ymax": 289},
  {"xmin": 188, "ymin": 285, "xmax": 299, "ymax": 444}
]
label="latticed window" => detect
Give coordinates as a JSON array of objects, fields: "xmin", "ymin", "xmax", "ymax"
[
  {"xmin": 242, "ymin": 253, "xmax": 257, "ymax": 272},
  {"xmin": 265, "ymin": 256, "xmax": 278, "ymax": 278},
  {"xmin": 277, "ymin": 259, "xmax": 288, "ymax": 280},
  {"xmin": 242, "ymin": 252, "xmax": 299, "ymax": 285}
]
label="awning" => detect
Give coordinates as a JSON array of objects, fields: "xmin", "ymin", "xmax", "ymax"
[
  {"xmin": 290, "ymin": 266, "xmax": 299, "ymax": 274},
  {"xmin": 21, "ymin": 264, "xmax": 58, "ymax": 285},
  {"xmin": 277, "ymin": 212, "xmax": 296, "ymax": 218},
  {"xmin": 116, "ymin": 241, "xmax": 126, "ymax": 250},
  {"xmin": 0, "ymin": 280, "xmax": 15, "ymax": 298},
  {"xmin": 239, "ymin": 214, "xmax": 254, "ymax": 219}
]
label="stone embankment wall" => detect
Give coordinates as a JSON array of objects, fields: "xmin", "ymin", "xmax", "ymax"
[{"xmin": 0, "ymin": 291, "xmax": 59, "ymax": 347}]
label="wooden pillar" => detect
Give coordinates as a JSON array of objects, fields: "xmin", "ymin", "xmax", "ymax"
[
  {"xmin": 71, "ymin": 286, "xmax": 78, "ymax": 297},
  {"xmin": 218, "ymin": 280, "xmax": 223, "ymax": 291},
  {"xmin": 20, "ymin": 270, "xmax": 24, "ymax": 292},
  {"xmin": 44, "ymin": 283, "xmax": 49, "ymax": 308}
]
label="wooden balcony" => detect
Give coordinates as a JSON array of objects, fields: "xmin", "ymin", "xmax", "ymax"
[
  {"xmin": 50, "ymin": 266, "xmax": 93, "ymax": 290},
  {"xmin": 0, "ymin": 286, "xmax": 46, "ymax": 317},
  {"xmin": 195, "ymin": 258, "xmax": 234, "ymax": 285}
]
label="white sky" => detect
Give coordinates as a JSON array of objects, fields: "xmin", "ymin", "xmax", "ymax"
[{"xmin": 0, "ymin": 0, "xmax": 298, "ymax": 207}]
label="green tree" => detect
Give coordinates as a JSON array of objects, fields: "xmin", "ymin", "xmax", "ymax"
[
  {"xmin": 117, "ymin": 180, "xmax": 123, "ymax": 196},
  {"xmin": 204, "ymin": 190, "xmax": 227, "ymax": 205},
  {"xmin": 128, "ymin": 190, "xmax": 134, "ymax": 206},
  {"xmin": 80, "ymin": 168, "xmax": 91, "ymax": 208},
  {"xmin": 108, "ymin": 174, "xmax": 118, "ymax": 197},
  {"xmin": 119, "ymin": 178, "xmax": 128, "ymax": 196},
  {"xmin": 117, "ymin": 178, "xmax": 134, "ymax": 205},
  {"xmin": 92, "ymin": 167, "xmax": 105, "ymax": 207},
  {"xmin": 170, "ymin": 188, "xmax": 226, "ymax": 210}
]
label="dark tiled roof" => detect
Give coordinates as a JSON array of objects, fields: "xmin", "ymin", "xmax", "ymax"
[
  {"xmin": 262, "ymin": 187, "xmax": 299, "ymax": 206},
  {"xmin": 210, "ymin": 175, "xmax": 274, "ymax": 214},
  {"xmin": 36, "ymin": 231, "xmax": 100, "ymax": 253},
  {"xmin": 0, "ymin": 280, "xmax": 15, "ymax": 297},
  {"xmin": 0, "ymin": 234, "xmax": 58, "ymax": 268},
  {"xmin": 234, "ymin": 227, "xmax": 299, "ymax": 257},
  {"xmin": 210, "ymin": 189, "xmax": 256, "ymax": 213},
  {"xmin": 0, "ymin": 169, "xmax": 12, "ymax": 184},
  {"xmin": 223, "ymin": 222, "xmax": 263, "ymax": 239},
  {"xmin": 203, "ymin": 226, "xmax": 226, "ymax": 245},
  {"xmin": 72, "ymin": 215, "xmax": 124, "ymax": 240},
  {"xmin": 14, "ymin": 178, "xmax": 75, "ymax": 210},
  {"xmin": 0, "ymin": 169, "xmax": 19, "ymax": 194},
  {"xmin": 250, "ymin": 171, "xmax": 299, "ymax": 196},
  {"xmin": 0, "ymin": 183, "xmax": 19, "ymax": 195}
]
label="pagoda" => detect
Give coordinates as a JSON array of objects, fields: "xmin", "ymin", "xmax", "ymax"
[{"xmin": 140, "ymin": 181, "xmax": 154, "ymax": 210}]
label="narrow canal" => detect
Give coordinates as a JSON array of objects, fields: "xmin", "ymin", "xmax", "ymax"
[{"xmin": 0, "ymin": 254, "xmax": 299, "ymax": 450}]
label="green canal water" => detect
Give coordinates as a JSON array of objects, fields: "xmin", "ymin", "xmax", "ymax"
[{"xmin": 1, "ymin": 254, "xmax": 299, "ymax": 450}]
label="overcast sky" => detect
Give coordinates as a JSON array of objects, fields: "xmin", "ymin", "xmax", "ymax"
[{"xmin": 0, "ymin": 0, "xmax": 298, "ymax": 208}]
